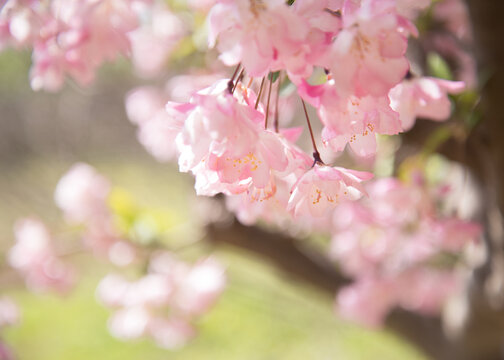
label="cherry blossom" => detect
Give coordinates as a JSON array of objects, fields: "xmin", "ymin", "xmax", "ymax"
[
  {"xmin": 9, "ymin": 218, "xmax": 75, "ymax": 293},
  {"xmin": 97, "ymin": 252, "xmax": 225, "ymax": 349},
  {"xmin": 389, "ymin": 77, "xmax": 465, "ymax": 130},
  {"xmin": 208, "ymin": 0, "xmax": 340, "ymax": 78},
  {"xmin": 176, "ymin": 80, "xmax": 296, "ymax": 198},
  {"xmin": 126, "ymin": 87, "xmax": 190, "ymax": 162},
  {"xmin": 55, "ymin": 162, "xmax": 110, "ymax": 223},
  {"xmin": 55, "ymin": 163, "xmax": 136, "ymax": 266},
  {"xmin": 323, "ymin": 0, "xmax": 413, "ymax": 98},
  {"xmin": 0, "ymin": 298, "xmax": 19, "ymax": 329},
  {"xmin": 128, "ymin": 3, "xmax": 186, "ymax": 77},
  {"xmin": 287, "ymin": 164, "xmax": 373, "ymax": 218},
  {"xmin": 331, "ymin": 176, "xmax": 481, "ymax": 326},
  {"xmin": 299, "ymin": 79, "xmax": 402, "ymax": 157}
]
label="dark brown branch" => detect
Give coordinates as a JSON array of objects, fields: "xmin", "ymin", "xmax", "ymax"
[
  {"xmin": 206, "ymin": 220, "xmax": 348, "ymax": 292},
  {"xmin": 206, "ymin": 220, "xmax": 452, "ymax": 360}
]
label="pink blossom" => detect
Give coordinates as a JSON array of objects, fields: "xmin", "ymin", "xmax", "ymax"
[
  {"xmin": 0, "ymin": 0, "xmax": 44, "ymax": 48},
  {"xmin": 9, "ymin": 218, "xmax": 74, "ymax": 293},
  {"xmin": 129, "ymin": 4, "xmax": 186, "ymax": 77},
  {"xmin": 171, "ymin": 257, "xmax": 226, "ymax": 316},
  {"xmin": 323, "ymin": 0, "xmax": 412, "ymax": 97},
  {"xmin": 125, "ymin": 86, "xmax": 166, "ymax": 126},
  {"xmin": 337, "ymin": 278, "xmax": 396, "ymax": 327},
  {"xmin": 397, "ymin": 269, "xmax": 460, "ymax": 314},
  {"xmin": 55, "ymin": 163, "xmax": 136, "ymax": 266},
  {"xmin": 98, "ymin": 252, "xmax": 225, "ymax": 349},
  {"xmin": 433, "ymin": 0, "xmax": 472, "ymax": 42},
  {"xmin": 330, "ymin": 176, "xmax": 482, "ymax": 326},
  {"xmin": 287, "ymin": 164, "xmax": 373, "ymax": 217},
  {"xmin": 165, "ymin": 73, "xmax": 225, "ymax": 103},
  {"xmin": 8, "ymin": 0, "xmax": 144, "ymax": 91},
  {"xmin": 389, "ymin": 77, "xmax": 465, "ymax": 130},
  {"xmin": 126, "ymin": 86, "xmax": 192, "ymax": 162},
  {"xmin": 149, "ymin": 318, "xmax": 195, "ymax": 349},
  {"xmin": 208, "ymin": 0, "xmax": 339, "ymax": 78},
  {"xmin": 298, "ymin": 79, "xmax": 402, "ymax": 157},
  {"xmin": 108, "ymin": 306, "xmax": 151, "ymax": 340},
  {"xmin": 0, "ymin": 297, "xmax": 19, "ymax": 329},
  {"xmin": 176, "ymin": 80, "xmax": 297, "ymax": 198},
  {"xmin": 54, "ymin": 162, "xmax": 110, "ymax": 223},
  {"xmin": 0, "ymin": 342, "xmax": 15, "ymax": 360}
]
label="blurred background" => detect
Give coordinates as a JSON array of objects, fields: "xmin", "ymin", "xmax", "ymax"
[{"xmin": 0, "ymin": 50, "xmax": 427, "ymax": 360}]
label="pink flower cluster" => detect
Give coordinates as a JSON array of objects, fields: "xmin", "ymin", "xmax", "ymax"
[
  {"xmin": 97, "ymin": 253, "xmax": 226, "ymax": 348},
  {"xmin": 9, "ymin": 218, "xmax": 75, "ymax": 293},
  {"xmin": 55, "ymin": 163, "xmax": 136, "ymax": 266},
  {"xmin": 206, "ymin": 0, "xmax": 463, "ymax": 158},
  {"xmin": 330, "ymin": 177, "xmax": 481, "ymax": 327},
  {"xmin": 151, "ymin": 79, "xmax": 372, "ymax": 221},
  {"xmin": 0, "ymin": 0, "xmax": 185, "ymax": 90},
  {"xmin": 120, "ymin": 0, "xmax": 471, "ymax": 233}
]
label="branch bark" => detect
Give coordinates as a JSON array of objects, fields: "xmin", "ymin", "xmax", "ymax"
[{"xmin": 206, "ymin": 220, "xmax": 451, "ymax": 360}]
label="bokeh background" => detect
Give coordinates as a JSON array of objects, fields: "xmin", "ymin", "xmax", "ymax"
[{"xmin": 0, "ymin": 49, "xmax": 428, "ymax": 359}]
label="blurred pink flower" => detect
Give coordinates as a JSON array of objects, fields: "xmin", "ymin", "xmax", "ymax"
[
  {"xmin": 54, "ymin": 162, "xmax": 110, "ymax": 224},
  {"xmin": 389, "ymin": 77, "xmax": 465, "ymax": 130},
  {"xmin": 97, "ymin": 252, "xmax": 226, "ymax": 349},
  {"xmin": 9, "ymin": 218, "xmax": 74, "ymax": 293}
]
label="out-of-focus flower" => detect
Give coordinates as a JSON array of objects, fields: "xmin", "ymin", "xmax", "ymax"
[
  {"xmin": 55, "ymin": 163, "xmax": 136, "ymax": 266},
  {"xmin": 0, "ymin": 297, "xmax": 19, "ymax": 329},
  {"xmin": 389, "ymin": 77, "xmax": 465, "ymax": 130},
  {"xmin": 54, "ymin": 163, "xmax": 110, "ymax": 224},
  {"xmin": 129, "ymin": 4, "xmax": 186, "ymax": 77},
  {"xmin": 331, "ymin": 176, "xmax": 481, "ymax": 326},
  {"xmin": 9, "ymin": 218, "xmax": 74, "ymax": 293},
  {"xmin": 97, "ymin": 252, "xmax": 226, "ymax": 349}
]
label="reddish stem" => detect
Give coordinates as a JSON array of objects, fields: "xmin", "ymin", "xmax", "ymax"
[{"xmin": 301, "ymin": 98, "xmax": 323, "ymax": 164}]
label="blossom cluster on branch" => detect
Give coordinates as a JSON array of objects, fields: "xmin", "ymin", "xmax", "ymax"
[{"xmin": 1, "ymin": 0, "xmax": 482, "ymax": 354}]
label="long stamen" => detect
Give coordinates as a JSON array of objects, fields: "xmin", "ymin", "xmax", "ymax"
[
  {"xmin": 255, "ymin": 77, "xmax": 266, "ymax": 110},
  {"xmin": 301, "ymin": 98, "xmax": 323, "ymax": 164},
  {"xmin": 274, "ymin": 72, "xmax": 281, "ymax": 132},
  {"xmin": 264, "ymin": 77, "xmax": 273, "ymax": 129}
]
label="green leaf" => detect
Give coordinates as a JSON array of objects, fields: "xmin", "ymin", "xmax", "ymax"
[
  {"xmin": 268, "ymin": 71, "xmax": 280, "ymax": 83},
  {"xmin": 427, "ymin": 53, "xmax": 453, "ymax": 80}
]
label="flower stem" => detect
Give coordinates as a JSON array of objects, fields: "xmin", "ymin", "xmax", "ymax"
[
  {"xmin": 255, "ymin": 77, "xmax": 266, "ymax": 110},
  {"xmin": 228, "ymin": 63, "xmax": 242, "ymax": 93},
  {"xmin": 232, "ymin": 68, "xmax": 245, "ymax": 94},
  {"xmin": 265, "ymin": 76, "xmax": 273, "ymax": 129},
  {"xmin": 301, "ymin": 98, "xmax": 323, "ymax": 164},
  {"xmin": 274, "ymin": 73, "xmax": 281, "ymax": 132}
]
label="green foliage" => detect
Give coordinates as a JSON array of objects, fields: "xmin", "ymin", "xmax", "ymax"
[
  {"xmin": 427, "ymin": 53, "xmax": 453, "ymax": 81},
  {"xmin": 268, "ymin": 71, "xmax": 280, "ymax": 83},
  {"xmin": 4, "ymin": 252, "xmax": 427, "ymax": 360}
]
